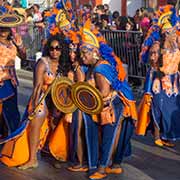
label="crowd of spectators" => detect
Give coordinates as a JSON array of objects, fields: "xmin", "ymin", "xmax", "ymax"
[
  {"xmin": 91, "ymin": 4, "xmax": 154, "ymax": 38},
  {"xmin": 1, "ymin": 1, "xmax": 158, "ymax": 39},
  {"xmin": 0, "ymin": 0, "xmax": 169, "ymax": 66}
]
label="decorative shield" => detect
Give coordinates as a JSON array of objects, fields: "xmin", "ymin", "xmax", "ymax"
[
  {"xmin": 71, "ymin": 82, "xmax": 103, "ymax": 114},
  {"xmin": 51, "ymin": 77, "xmax": 77, "ymax": 113},
  {"xmin": 0, "ymin": 13, "xmax": 24, "ymax": 27}
]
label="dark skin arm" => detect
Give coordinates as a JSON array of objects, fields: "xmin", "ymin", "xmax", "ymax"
[
  {"xmin": 12, "ymin": 33, "xmax": 26, "ymax": 60},
  {"xmin": 95, "ymin": 72, "xmax": 111, "ymax": 98},
  {"xmin": 29, "ymin": 59, "xmax": 45, "ymax": 113},
  {"xmin": 76, "ymin": 65, "xmax": 85, "ymax": 82},
  {"xmin": 16, "ymin": 45, "xmax": 26, "ymax": 60},
  {"xmin": 72, "ymin": 60, "xmax": 85, "ymax": 82},
  {"xmin": 177, "ymin": 35, "xmax": 180, "ymax": 50}
]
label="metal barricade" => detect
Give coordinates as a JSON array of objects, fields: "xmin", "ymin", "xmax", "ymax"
[
  {"xmin": 25, "ymin": 24, "xmax": 45, "ymax": 60},
  {"xmin": 101, "ymin": 30, "xmax": 148, "ymax": 79},
  {"xmin": 16, "ymin": 23, "xmax": 46, "ymax": 70},
  {"xmin": 17, "ymin": 25, "xmax": 148, "ymax": 77}
]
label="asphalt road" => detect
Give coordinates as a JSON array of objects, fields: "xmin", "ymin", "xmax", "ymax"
[{"xmin": 0, "ymin": 69, "xmax": 179, "ymax": 180}]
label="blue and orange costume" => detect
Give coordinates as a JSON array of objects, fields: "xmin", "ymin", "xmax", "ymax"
[
  {"xmin": 0, "ymin": 35, "xmax": 20, "ymax": 139},
  {"xmin": 136, "ymin": 5, "xmax": 180, "ymax": 144},
  {"xmin": 79, "ymin": 25, "xmax": 137, "ymax": 179}
]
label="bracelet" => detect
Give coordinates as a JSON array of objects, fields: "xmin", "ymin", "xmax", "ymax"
[
  {"xmin": 73, "ymin": 65, "xmax": 80, "ymax": 72},
  {"xmin": 17, "ymin": 43, "xmax": 24, "ymax": 49}
]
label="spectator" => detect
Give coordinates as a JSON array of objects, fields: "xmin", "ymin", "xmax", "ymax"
[
  {"xmin": 13, "ymin": 7, "xmax": 32, "ymax": 50},
  {"xmin": 112, "ymin": 11, "xmax": 120, "ymax": 29},
  {"xmin": 101, "ymin": 14, "xmax": 110, "ymax": 30},
  {"xmin": 104, "ymin": 4, "xmax": 111, "ymax": 15},
  {"xmin": 94, "ymin": 21, "xmax": 103, "ymax": 31},
  {"xmin": 118, "ymin": 16, "xmax": 128, "ymax": 30},
  {"xmin": 32, "ymin": 4, "xmax": 42, "ymax": 23},
  {"xmin": 95, "ymin": 4, "xmax": 105, "ymax": 22},
  {"xmin": 95, "ymin": 4, "xmax": 105, "ymax": 15},
  {"xmin": 133, "ymin": 9, "xmax": 142, "ymax": 31},
  {"xmin": 81, "ymin": 4, "xmax": 92, "ymax": 24},
  {"xmin": 104, "ymin": 3, "xmax": 112, "ymax": 22},
  {"xmin": 91, "ymin": 12, "xmax": 99, "ymax": 24},
  {"xmin": 123, "ymin": 19, "xmax": 136, "ymax": 69},
  {"xmin": 140, "ymin": 11, "xmax": 150, "ymax": 40},
  {"xmin": 25, "ymin": 7, "xmax": 34, "ymax": 23}
]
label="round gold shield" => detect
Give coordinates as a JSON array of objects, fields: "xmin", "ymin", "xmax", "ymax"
[
  {"xmin": 51, "ymin": 77, "xmax": 77, "ymax": 113},
  {"xmin": 71, "ymin": 82, "xmax": 103, "ymax": 114}
]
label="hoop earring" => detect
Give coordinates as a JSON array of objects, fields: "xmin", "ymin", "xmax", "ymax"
[{"xmin": 93, "ymin": 52, "xmax": 99, "ymax": 60}]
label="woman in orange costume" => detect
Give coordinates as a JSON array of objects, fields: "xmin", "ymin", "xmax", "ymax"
[{"xmin": 0, "ymin": 34, "xmax": 71, "ymax": 169}]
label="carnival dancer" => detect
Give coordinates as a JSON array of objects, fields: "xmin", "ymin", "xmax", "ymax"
[
  {"xmin": 136, "ymin": 3, "xmax": 180, "ymax": 146},
  {"xmin": 0, "ymin": 34, "xmax": 71, "ymax": 169},
  {"xmin": 79, "ymin": 24, "xmax": 137, "ymax": 179},
  {"xmin": 45, "ymin": 0, "xmax": 89, "ymax": 171},
  {"xmin": 0, "ymin": 0, "xmax": 77, "ymax": 168},
  {"xmin": 66, "ymin": 42, "xmax": 89, "ymax": 172},
  {"xmin": 0, "ymin": 13, "xmax": 26, "ymax": 140}
]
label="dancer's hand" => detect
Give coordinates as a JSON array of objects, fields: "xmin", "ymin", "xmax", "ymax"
[
  {"xmin": 64, "ymin": 113, "xmax": 72, "ymax": 123},
  {"xmin": 12, "ymin": 33, "xmax": 23, "ymax": 47}
]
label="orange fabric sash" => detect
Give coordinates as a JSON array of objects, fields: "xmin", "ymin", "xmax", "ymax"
[
  {"xmin": 136, "ymin": 94, "xmax": 152, "ymax": 135},
  {"xmin": 0, "ymin": 116, "xmax": 69, "ymax": 167},
  {"xmin": 119, "ymin": 92, "xmax": 138, "ymax": 121}
]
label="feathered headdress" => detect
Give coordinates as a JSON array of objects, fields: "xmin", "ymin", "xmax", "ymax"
[
  {"xmin": 79, "ymin": 19, "xmax": 126, "ymax": 81},
  {"xmin": 93, "ymin": 30, "xmax": 126, "ymax": 81},
  {"xmin": 140, "ymin": 5, "xmax": 180, "ymax": 63},
  {"xmin": 79, "ymin": 18, "xmax": 99, "ymax": 49},
  {"xmin": 45, "ymin": 0, "xmax": 74, "ymax": 36},
  {"xmin": 0, "ymin": 6, "xmax": 7, "ymax": 15}
]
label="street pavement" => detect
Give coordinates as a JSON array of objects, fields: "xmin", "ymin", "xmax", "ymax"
[{"xmin": 0, "ymin": 69, "xmax": 179, "ymax": 180}]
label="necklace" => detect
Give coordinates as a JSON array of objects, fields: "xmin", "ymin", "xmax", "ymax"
[{"xmin": 0, "ymin": 39, "xmax": 12, "ymax": 48}]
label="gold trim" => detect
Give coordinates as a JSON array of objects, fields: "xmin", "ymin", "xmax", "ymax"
[
  {"xmin": 71, "ymin": 82, "xmax": 103, "ymax": 114},
  {"xmin": 51, "ymin": 76, "xmax": 77, "ymax": 113},
  {"xmin": 0, "ymin": 13, "xmax": 24, "ymax": 27}
]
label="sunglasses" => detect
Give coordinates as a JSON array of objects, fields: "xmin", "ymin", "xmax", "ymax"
[{"xmin": 49, "ymin": 46, "xmax": 62, "ymax": 51}]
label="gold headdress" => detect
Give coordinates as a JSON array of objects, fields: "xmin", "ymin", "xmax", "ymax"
[
  {"xmin": 80, "ymin": 19, "xmax": 99, "ymax": 49},
  {"xmin": 158, "ymin": 11, "xmax": 173, "ymax": 30},
  {"xmin": 45, "ymin": 0, "xmax": 73, "ymax": 35},
  {"xmin": 55, "ymin": 9, "xmax": 70, "ymax": 29},
  {"xmin": 81, "ymin": 28, "xmax": 99, "ymax": 49},
  {"xmin": 156, "ymin": 5, "xmax": 179, "ymax": 31},
  {"xmin": 140, "ymin": 4, "xmax": 180, "ymax": 63}
]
